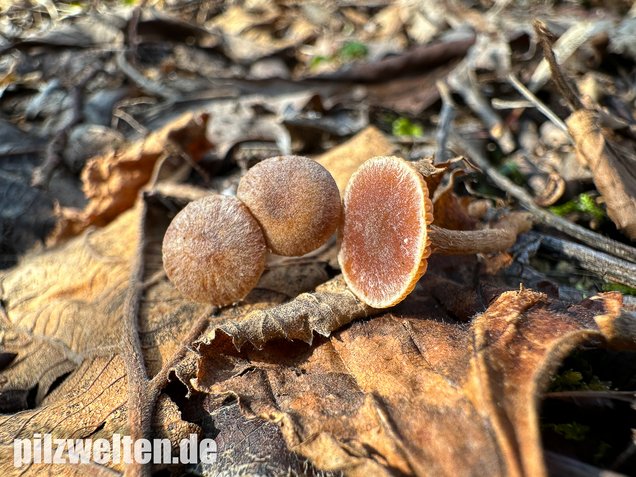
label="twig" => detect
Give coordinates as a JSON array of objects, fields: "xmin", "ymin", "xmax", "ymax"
[
  {"xmin": 528, "ymin": 231, "xmax": 636, "ymax": 288},
  {"xmin": 506, "ymin": 73, "xmax": 569, "ymax": 134},
  {"xmin": 122, "ymin": 193, "xmax": 213, "ymax": 476},
  {"xmin": 127, "ymin": 2, "xmax": 146, "ymax": 60},
  {"xmin": 448, "ymin": 64, "xmax": 516, "ymax": 154},
  {"xmin": 533, "ymin": 20, "xmax": 583, "ymax": 111},
  {"xmin": 435, "ymin": 81, "xmax": 456, "ymax": 163},
  {"xmin": 450, "ymin": 133, "xmax": 636, "ymax": 263},
  {"xmin": 116, "ymin": 50, "xmax": 177, "ymax": 101},
  {"xmin": 528, "ymin": 20, "xmax": 611, "ymax": 93},
  {"xmin": 31, "ymin": 65, "xmax": 98, "ymax": 188}
]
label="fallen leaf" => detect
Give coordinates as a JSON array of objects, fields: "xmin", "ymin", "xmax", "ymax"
[
  {"xmin": 0, "ymin": 355, "xmax": 199, "ymax": 475},
  {"xmin": 316, "ymin": 125, "xmax": 395, "ymax": 194},
  {"xmin": 193, "ymin": 284, "xmax": 632, "ymax": 476},
  {"xmin": 48, "ymin": 112, "xmax": 212, "ymax": 244},
  {"xmin": 566, "ymin": 109, "xmax": 636, "ymax": 240}
]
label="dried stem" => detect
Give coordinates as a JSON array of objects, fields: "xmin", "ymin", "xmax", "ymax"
[
  {"xmin": 533, "ymin": 20, "xmax": 583, "ymax": 111},
  {"xmin": 506, "ymin": 73, "xmax": 569, "ymax": 134},
  {"xmin": 429, "ymin": 213, "xmax": 532, "ymax": 255},
  {"xmin": 529, "ymin": 232, "xmax": 636, "ymax": 289},
  {"xmin": 435, "ymin": 80, "xmax": 456, "ymax": 163}
]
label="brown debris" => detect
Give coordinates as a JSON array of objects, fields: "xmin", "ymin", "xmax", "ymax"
[
  {"xmin": 48, "ymin": 112, "xmax": 212, "ymax": 244},
  {"xmin": 193, "ymin": 287, "xmax": 629, "ymax": 476}
]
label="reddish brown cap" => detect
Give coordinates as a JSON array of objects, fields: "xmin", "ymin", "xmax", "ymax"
[
  {"xmin": 237, "ymin": 156, "xmax": 341, "ymax": 256},
  {"xmin": 338, "ymin": 156, "xmax": 433, "ymax": 308},
  {"xmin": 162, "ymin": 195, "xmax": 267, "ymax": 305}
]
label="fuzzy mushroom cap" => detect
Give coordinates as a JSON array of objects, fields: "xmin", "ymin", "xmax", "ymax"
[
  {"xmin": 237, "ymin": 156, "xmax": 341, "ymax": 256},
  {"xmin": 338, "ymin": 156, "xmax": 433, "ymax": 308},
  {"xmin": 162, "ymin": 195, "xmax": 267, "ymax": 305}
]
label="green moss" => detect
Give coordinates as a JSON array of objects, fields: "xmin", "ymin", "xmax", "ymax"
[
  {"xmin": 338, "ymin": 40, "xmax": 368, "ymax": 61},
  {"xmin": 309, "ymin": 41, "xmax": 368, "ymax": 70},
  {"xmin": 392, "ymin": 117, "xmax": 423, "ymax": 137},
  {"xmin": 593, "ymin": 441, "xmax": 613, "ymax": 464},
  {"xmin": 602, "ymin": 282, "xmax": 636, "ymax": 296},
  {"xmin": 548, "ymin": 350, "xmax": 611, "ymax": 392},
  {"xmin": 550, "ymin": 193, "xmax": 606, "ymax": 222},
  {"xmin": 309, "ymin": 55, "xmax": 330, "ymax": 70}
]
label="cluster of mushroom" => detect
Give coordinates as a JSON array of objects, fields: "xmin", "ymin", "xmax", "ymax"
[
  {"xmin": 162, "ymin": 156, "xmax": 342, "ymax": 306},
  {"xmin": 163, "ymin": 155, "xmax": 532, "ymax": 309}
]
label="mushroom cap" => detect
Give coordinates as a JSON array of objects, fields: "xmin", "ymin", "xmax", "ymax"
[
  {"xmin": 162, "ymin": 195, "xmax": 267, "ymax": 305},
  {"xmin": 237, "ymin": 155, "xmax": 342, "ymax": 256},
  {"xmin": 338, "ymin": 156, "xmax": 433, "ymax": 308}
]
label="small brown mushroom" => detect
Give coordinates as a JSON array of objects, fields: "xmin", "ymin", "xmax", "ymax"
[
  {"xmin": 162, "ymin": 195, "xmax": 267, "ymax": 306},
  {"xmin": 338, "ymin": 156, "xmax": 532, "ymax": 308},
  {"xmin": 237, "ymin": 155, "xmax": 342, "ymax": 256}
]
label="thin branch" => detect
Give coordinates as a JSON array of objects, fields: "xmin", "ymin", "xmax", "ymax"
[
  {"xmin": 506, "ymin": 73, "xmax": 569, "ymax": 134},
  {"xmin": 533, "ymin": 20, "xmax": 583, "ymax": 111},
  {"xmin": 435, "ymin": 80, "xmax": 456, "ymax": 163},
  {"xmin": 529, "ymin": 231, "xmax": 636, "ymax": 288},
  {"xmin": 450, "ymin": 133, "xmax": 636, "ymax": 263},
  {"xmin": 116, "ymin": 50, "xmax": 177, "ymax": 101}
]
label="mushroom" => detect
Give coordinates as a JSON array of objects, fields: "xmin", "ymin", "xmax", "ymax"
[
  {"xmin": 338, "ymin": 156, "xmax": 532, "ymax": 308},
  {"xmin": 237, "ymin": 155, "xmax": 341, "ymax": 256},
  {"xmin": 162, "ymin": 194, "xmax": 267, "ymax": 305}
]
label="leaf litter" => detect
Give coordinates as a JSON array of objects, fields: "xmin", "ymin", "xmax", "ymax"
[{"xmin": 1, "ymin": 1, "xmax": 636, "ymax": 476}]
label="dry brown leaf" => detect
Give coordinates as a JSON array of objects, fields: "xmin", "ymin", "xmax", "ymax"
[
  {"xmin": 197, "ymin": 275, "xmax": 376, "ymax": 351},
  {"xmin": 211, "ymin": 4, "xmax": 316, "ymax": 63},
  {"xmin": 429, "ymin": 168, "xmax": 478, "ymax": 232},
  {"xmin": 0, "ymin": 198, "xmax": 212, "ymax": 474},
  {"xmin": 316, "ymin": 125, "xmax": 395, "ymax": 193},
  {"xmin": 0, "ymin": 208, "xmax": 137, "ymax": 407},
  {"xmin": 0, "ymin": 355, "xmax": 198, "ymax": 475},
  {"xmin": 193, "ymin": 285, "xmax": 632, "ymax": 476},
  {"xmin": 566, "ymin": 109, "xmax": 636, "ymax": 240},
  {"xmin": 48, "ymin": 112, "xmax": 212, "ymax": 244}
]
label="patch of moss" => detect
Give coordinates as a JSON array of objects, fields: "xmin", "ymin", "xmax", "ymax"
[
  {"xmin": 550, "ymin": 192, "xmax": 606, "ymax": 222},
  {"xmin": 392, "ymin": 117, "xmax": 423, "ymax": 137},
  {"xmin": 602, "ymin": 282, "xmax": 636, "ymax": 296},
  {"xmin": 497, "ymin": 160, "xmax": 527, "ymax": 186},
  {"xmin": 548, "ymin": 351, "xmax": 611, "ymax": 392},
  {"xmin": 338, "ymin": 40, "xmax": 368, "ymax": 62}
]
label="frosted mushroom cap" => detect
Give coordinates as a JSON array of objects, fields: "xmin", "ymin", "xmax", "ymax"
[
  {"xmin": 237, "ymin": 155, "xmax": 342, "ymax": 256},
  {"xmin": 162, "ymin": 195, "xmax": 267, "ymax": 306},
  {"xmin": 338, "ymin": 156, "xmax": 433, "ymax": 308}
]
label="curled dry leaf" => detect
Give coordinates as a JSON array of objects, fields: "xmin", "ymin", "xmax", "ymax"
[
  {"xmin": 193, "ymin": 286, "xmax": 633, "ymax": 477},
  {"xmin": 48, "ymin": 112, "xmax": 213, "ymax": 244},
  {"xmin": 566, "ymin": 110, "xmax": 636, "ymax": 240},
  {"xmin": 196, "ymin": 275, "xmax": 377, "ymax": 351}
]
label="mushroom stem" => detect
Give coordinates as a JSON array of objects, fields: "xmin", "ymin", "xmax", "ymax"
[{"xmin": 428, "ymin": 212, "xmax": 533, "ymax": 255}]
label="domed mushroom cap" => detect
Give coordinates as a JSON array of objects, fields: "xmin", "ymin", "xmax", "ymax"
[
  {"xmin": 338, "ymin": 156, "xmax": 433, "ymax": 308},
  {"xmin": 237, "ymin": 155, "xmax": 341, "ymax": 256},
  {"xmin": 162, "ymin": 195, "xmax": 267, "ymax": 305}
]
